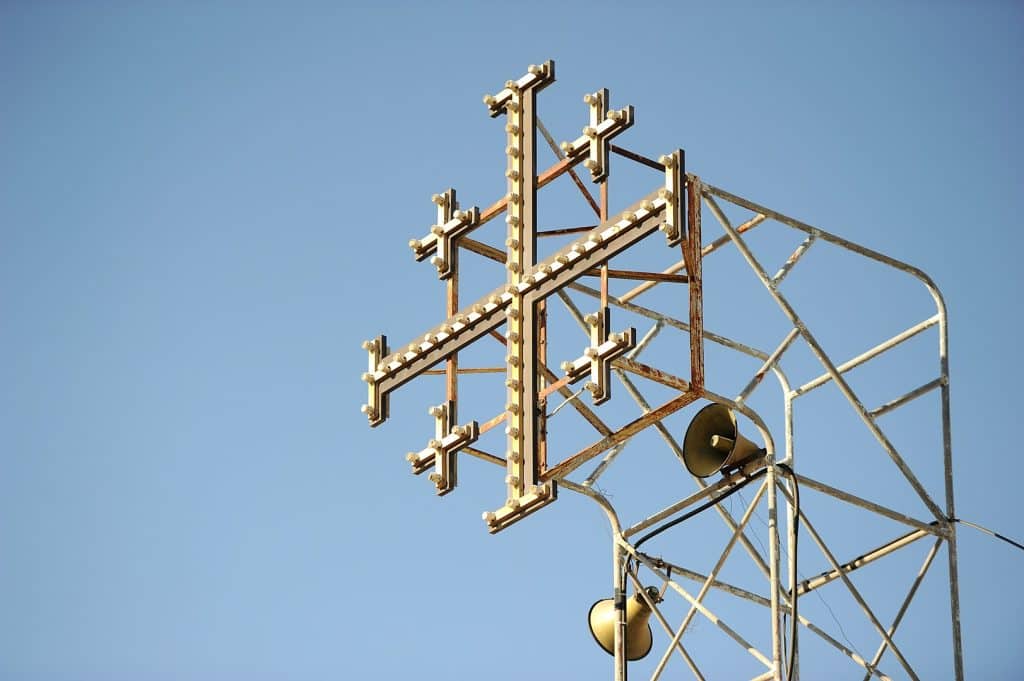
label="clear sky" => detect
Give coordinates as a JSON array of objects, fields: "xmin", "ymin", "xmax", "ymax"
[{"xmin": 2, "ymin": 2, "xmax": 1022, "ymax": 680}]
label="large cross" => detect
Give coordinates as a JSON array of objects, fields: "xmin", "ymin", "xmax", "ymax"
[{"xmin": 361, "ymin": 61, "xmax": 695, "ymax": 532}]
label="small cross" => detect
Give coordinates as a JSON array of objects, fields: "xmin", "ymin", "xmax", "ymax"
[
  {"xmin": 409, "ymin": 188, "xmax": 479, "ymax": 280},
  {"xmin": 561, "ymin": 307, "xmax": 636, "ymax": 405},
  {"xmin": 560, "ymin": 89, "xmax": 634, "ymax": 183},
  {"xmin": 406, "ymin": 400, "xmax": 479, "ymax": 496}
]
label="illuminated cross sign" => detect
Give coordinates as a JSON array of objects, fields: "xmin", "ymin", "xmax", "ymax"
[{"xmin": 361, "ymin": 60, "xmax": 704, "ymax": 532}]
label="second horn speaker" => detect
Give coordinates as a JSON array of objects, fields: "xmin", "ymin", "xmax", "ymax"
[{"xmin": 682, "ymin": 403, "xmax": 762, "ymax": 478}]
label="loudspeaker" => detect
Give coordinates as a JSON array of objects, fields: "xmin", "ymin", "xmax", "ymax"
[
  {"xmin": 682, "ymin": 403, "xmax": 762, "ymax": 478},
  {"xmin": 588, "ymin": 587, "xmax": 660, "ymax": 660}
]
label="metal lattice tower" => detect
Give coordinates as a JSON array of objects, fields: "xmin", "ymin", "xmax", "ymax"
[{"xmin": 359, "ymin": 61, "xmax": 963, "ymax": 680}]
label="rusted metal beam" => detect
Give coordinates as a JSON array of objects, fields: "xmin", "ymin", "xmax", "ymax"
[
  {"xmin": 479, "ymin": 154, "xmax": 585, "ymax": 224},
  {"xmin": 424, "ymin": 367, "xmax": 505, "ymax": 375},
  {"xmin": 459, "ymin": 237, "xmax": 505, "ymax": 263},
  {"xmin": 537, "ymin": 224, "xmax": 598, "ymax": 237},
  {"xmin": 463, "ymin": 446, "xmax": 505, "ymax": 467},
  {"xmin": 615, "ymin": 212, "xmax": 765, "ymax": 305},
  {"xmin": 540, "ymin": 365, "xmax": 612, "ymax": 437},
  {"xmin": 610, "ymin": 144, "xmax": 663, "ymax": 171},
  {"xmin": 543, "ymin": 390, "xmax": 699, "ymax": 481},
  {"xmin": 478, "ymin": 411, "xmax": 508, "ymax": 435},
  {"xmin": 686, "ymin": 176, "xmax": 704, "ymax": 391},
  {"xmin": 537, "ymin": 117, "xmax": 601, "ymax": 217},
  {"xmin": 583, "ymin": 268, "xmax": 688, "ymax": 283},
  {"xmin": 613, "ymin": 357, "xmax": 690, "ymax": 392}
]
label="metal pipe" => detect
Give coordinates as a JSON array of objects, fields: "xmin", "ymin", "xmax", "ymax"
[
  {"xmin": 569, "ymin": 281, "xmax": 771, "ymax": 361},
  {"xmin": 626, "ymin": 567, "xmax": 707, "ymax": 680},
  {"xmin": 795, "ymin": 526, "xmax": 932, "ymax": 595},
  {"xmin": 542, "ymin": 391, "xmax": 699, "ymax": 481},
  {"xmin": 556, "ymin": 480, "xmax": 628, "ymax": 681},
  {"xmin": 612, "ymin": 367, "xmax": 775, "ymax": 580},
  {"xmin": 650, "ymin": 480, "xmax": 768, "ymax": 681},
  {"xmin": 633, "ymin": 552, "xmax": 893, "ymax": 679},
  {"xmin": 793, "ymin": 473, "xmax": 945, "ymax": 537},
  {"xmin": 778, "ymin": 485, "xmax": 922, "ymax": 681},
  {"xmin": 770, "ymin": 234, "xmax": 816, "ymax": 286},
  {"xmin": 869, "ymin": 377, "xmax": 945, "ymax": 418},
  {"xmin": 703, "ymin": 193, "xmax": 946, "ymax": 524},
  {"xmin": 792, "ymin": 315, "xmax": 940, "ymax": 398},
  {"xmin": 623, "ymin": 469, "xmax": 762, "ymax": 539},
  {"xmin": 628, "ymin": 547, "xmax": 775, "ymax": 670},
  {"xmin": 635, "ymin": 555, "xmax": 774, "ymax": 608},
  {"xmin": 699, "ymin": 213, "xmax": 768, "ymax": 260},
  {"xmin": 582, "ymin": 443, "xmax": 627, "ymax": 488},
  {"xmin": 736, "ymin": 328, "xmax": 800, "ymax": 407},
  {"xmin": 766, "ymin": 462, "xmax": 783, "ymax": 680},
  {"xmin": 861, "ymin": 538, "xmax": 943, "ymax": 681}
]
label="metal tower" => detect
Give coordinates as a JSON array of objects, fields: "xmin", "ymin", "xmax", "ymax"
[{"xmin": 360, "ymin": 61, "xmax": 963, "ymax": 680}]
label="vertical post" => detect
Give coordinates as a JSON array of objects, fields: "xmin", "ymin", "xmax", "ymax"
[
  {"xmin": 686, "ymin": 173, "xmax": 704, "ymax": 392},
  {"xmin": 537, "ymin": 297, "xmax": 547, "ymax": 471},
  {"xmin": 481, "ymin": 62, "xmax": 556, "ymax": 531},
  {"xmin": 601, "ymin": 180, "xmax": 609, "ymax": 309},
  {"xmin": 503, "ymin": 81, "xmax": 548, "ymax": 504},
  {"xmin": 614, "ymin": 541, "xmax": 627, "ymax": 681},
  {"xmin": 767, "ymin": 462, "xmax": 783, "ymax": 680},
  {"xmin": 445, "ymin": 246, "xmax": 459, "ymax": 489},
  {"xmin": 785, "ymin": 470, "xmax": 798, "ymax": 679},
  {"xmin": 939, "ymin": 313, "xmax": 965, "ymax": 680}
]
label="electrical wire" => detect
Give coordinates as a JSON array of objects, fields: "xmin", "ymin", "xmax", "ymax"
[
  {"xmin": 951, "ymin": 518, "xmax": 1024, "ymax": 552},
  {"xmin": 629, "ymin": 462, "xmax": 808, "ymax": 678},
  {"xmin": 547, "ymin": 386, "xmax": 586, "ymax": 418},
  {"xmin": 634, "ymin": 467, "xmax": 768, "ymax": 550}
]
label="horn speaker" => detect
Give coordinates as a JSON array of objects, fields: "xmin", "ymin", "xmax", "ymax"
[
  {"xmin": 588, "ymin": 586, "xmax": 660, "ymax": 660},
  {"xmin": 682, "ymin": 403, "xmax": 762, "ymax": 478}
]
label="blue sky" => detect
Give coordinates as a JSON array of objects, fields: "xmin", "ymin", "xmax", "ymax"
[{"xmin": 2, "ymin": 2, "xmax": 1022, "ymax": 679}]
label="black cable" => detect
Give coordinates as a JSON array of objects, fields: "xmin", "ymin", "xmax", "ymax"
[
  {"xmin": 951, "ymin": 517, "xmax": 1024, "ymax": 552},
  {"xmin": 631, "ymin": 462, "xmax": 802, "ymax": 678},
  {"xmin": 634, "ymin": 467, "xmax": 768, "ymax": 550}
]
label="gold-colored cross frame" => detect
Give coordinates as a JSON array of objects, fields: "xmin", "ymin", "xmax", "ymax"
[{"xmin": 361, "ymin": 60, "xmax": 704, "ymax": 532}]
